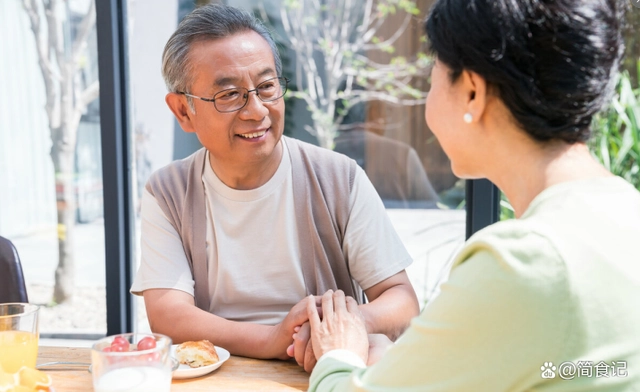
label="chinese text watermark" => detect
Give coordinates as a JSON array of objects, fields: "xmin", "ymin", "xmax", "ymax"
[{"xmin": 541, "ymin": 361, "xmax": 627, "ymax": 380}]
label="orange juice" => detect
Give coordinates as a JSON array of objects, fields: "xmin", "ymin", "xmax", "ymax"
[{"xmin": 0, "ymin": 330, "xmax": 38, "ymax": 373}]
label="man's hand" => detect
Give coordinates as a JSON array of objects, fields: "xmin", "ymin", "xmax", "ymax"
[
  {"xmin": 288, "ymin": 322, "xmax": 317, "ymax": 372},
  {"xmin": 266, "ymin": 296, "xmax": 315, "ymax": 360},
  {"xmin": 286, "ymin": 296, "xmax": 322, "ymax": 371},
  {"xmin": 366, "ymin": 333, "xmax": 393, "ymax": 366},
  {"xmin": 307, "ymin": 290, "xmax": 369, "ymax": 363}
]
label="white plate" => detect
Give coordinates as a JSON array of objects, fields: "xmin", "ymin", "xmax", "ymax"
[{"xmin": 170, "ymin": 344, "xmax": 230, "ymax": 379}]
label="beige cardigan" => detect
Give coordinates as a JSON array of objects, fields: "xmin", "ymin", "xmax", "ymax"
[{"xmin": 145, "ymin": 136, "xmax": 363, "ymax": 311}]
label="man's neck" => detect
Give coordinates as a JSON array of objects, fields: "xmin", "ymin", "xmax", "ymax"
[{"xmin": 209, "ymin": 141, "xmax": 284, "ymax": 190}]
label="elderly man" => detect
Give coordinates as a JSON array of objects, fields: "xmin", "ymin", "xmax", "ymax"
[{"xmin": 131, "ymin": 3, "xmax": 419, "ymax": 370}]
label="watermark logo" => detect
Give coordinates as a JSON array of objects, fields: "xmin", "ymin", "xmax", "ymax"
[
  {"xmin": 541, "ymin": 362, "xmax": 556, "ymax": 379},
  {"xmin": 632, "ymin": 0, "xmax": 640, "ymax": 9},
  {"xmin": 559, "ymin": 361, "xmax": 577, "ymax": 379},
  {"xmin": 541, "ymin": 360, "xmax": 627, "ymax": 380}
]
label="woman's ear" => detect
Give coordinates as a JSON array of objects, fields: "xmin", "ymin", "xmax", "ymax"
[
  {"xmin": 460, "ymin": 70, "xmax": 488, "ymax": 124},
  {"xmin": 166, "ymin": 92, "xmax": 197, "ymax": 133}
]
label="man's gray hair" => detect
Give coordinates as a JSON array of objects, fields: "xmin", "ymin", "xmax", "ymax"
[{"xmin": 162, "ymin": 4, "xmax": 282, "ymax": 97}]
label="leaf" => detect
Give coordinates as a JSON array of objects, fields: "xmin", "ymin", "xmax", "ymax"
[
  {"xmin": 590, "ymin": 65, "xmax": 640, "ymax": 191},
  {"xmin": 284, "ymin": 0, "xmax": 301, "ymax": 10},
  {"xmin": 390, "ymin": 56, "xmax": 407, "ymax": 65}
]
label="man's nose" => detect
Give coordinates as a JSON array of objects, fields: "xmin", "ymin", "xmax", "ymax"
[{"xmin": 239, "ymin": 91, "xmax": 269, "ymax": 119}]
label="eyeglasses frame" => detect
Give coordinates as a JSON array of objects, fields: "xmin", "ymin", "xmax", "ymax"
[{"xmin": 177, "ymin": 76, "xmax": 290, "ymax": 113}]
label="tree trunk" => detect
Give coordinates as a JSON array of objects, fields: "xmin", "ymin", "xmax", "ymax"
[
  {"xmin": 22, "ymin": 0, "xmax": 97, "ymax": 304},
  {"xmin": 51, "ymin": 123, "xmax": 76, "ymax": 304}
]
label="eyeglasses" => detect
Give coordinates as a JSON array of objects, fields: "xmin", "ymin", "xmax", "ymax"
[{"xmin": 178, "ymin": 76, "xmax": 289, "ymax": 113}]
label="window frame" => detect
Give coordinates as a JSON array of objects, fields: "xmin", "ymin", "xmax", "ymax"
[{"xmin": 96, "ymin": 0, "xmax": 135, "ymax": 335}]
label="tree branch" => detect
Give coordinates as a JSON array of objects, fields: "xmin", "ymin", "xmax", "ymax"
[
  {"xmin": 362, "ymin": 13, "xmax": 413, "ymax": 51},
  {"xmin": 23, "ymin": 0, "xmax": 60, "ymax": 129},
  {"xmin": 70, "ymin": 81, "xmax": 100, "ymax": 132},
  {"xmin": 347, "ymin": 90, "xmax": 426, "ymax": 106},
  {"xmin": 45, "ymin": 0, "xmax": 65, "ymax": 76},
  {"xmin": 281, "ymin": 0, "xmax": 429, "ymax": 148},
  {"xmin": 79, "ymin": 80, "xmax": 100, "ymax": 107},
  {"xmin": 72, "ymin": 0, "xmax": 95, "ymax": 62}
]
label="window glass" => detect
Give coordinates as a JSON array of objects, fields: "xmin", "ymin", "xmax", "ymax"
[
  {"xmin": 128, "ymin": 0, "xmax": 465, "ymax": 335},
  {"xmin": 0, "ymin": 0, "xmax": 106, "ymax": 337}
]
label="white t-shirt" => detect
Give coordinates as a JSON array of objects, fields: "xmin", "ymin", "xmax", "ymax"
[{"xmin": 131, "ymin": 141, "xmax": 412, "ymax": 325}]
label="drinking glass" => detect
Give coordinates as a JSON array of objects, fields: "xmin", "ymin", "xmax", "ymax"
[
  {"xmin": 0, "ymin": 303, "xmax": 40, "ymax": 373},
  {"xmin": 91, "ymin": 333, "xmax": 174, "ymax": 392}
]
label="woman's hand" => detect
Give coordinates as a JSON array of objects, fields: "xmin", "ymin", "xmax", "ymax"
[{"xmin": 307, "ymin": 290, "xmax": 369, "ymax": 364}]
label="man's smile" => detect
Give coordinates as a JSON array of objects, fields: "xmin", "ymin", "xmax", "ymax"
[{"xmin": 237, "ymin": 128, "xmax": 269, "ymax": 140}]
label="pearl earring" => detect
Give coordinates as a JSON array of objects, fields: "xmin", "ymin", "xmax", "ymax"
[{"xmin": 463, "ymin": 113, "xmax": 473, "ymax": 123}]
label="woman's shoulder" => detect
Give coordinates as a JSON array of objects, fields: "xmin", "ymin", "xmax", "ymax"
[
  {"xmin": 461, "ymin": 218, "xmax": 562, "ymax": 261},
  {"xmin": 452, "ymin": 211, "xmax": 640, "ymax": 324},
  {"xmin": 454, "ymin": 219, "xmax": 567, "ymax": 288}
]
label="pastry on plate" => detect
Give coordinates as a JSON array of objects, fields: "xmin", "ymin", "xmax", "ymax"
[{"xmin": 175, "ymin": 340, "xmax": 219, "ymax": 368}]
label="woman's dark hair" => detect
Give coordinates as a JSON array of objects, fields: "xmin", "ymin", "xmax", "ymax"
[{"xmin": 425, "ymin": 0, "xmax": 626, "ymax": 143}]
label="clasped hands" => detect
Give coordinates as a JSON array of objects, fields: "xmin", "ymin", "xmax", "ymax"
[{"xmin": 282, "ymin": 290, "xmax": 390, "ymax": 373}]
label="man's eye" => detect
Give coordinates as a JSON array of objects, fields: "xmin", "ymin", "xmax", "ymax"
[
  {"xmin": 258, "ymin": 82, "xmax": 276, "ymax": 91},
  {"xmin": 217, "ymin": 90, "xmax": 240, "ymax": 100}
]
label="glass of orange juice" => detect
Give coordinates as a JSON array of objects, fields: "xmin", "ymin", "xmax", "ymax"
[{"xmin": 0, "ymin": 303, "xmax": 39, "ymax": 373}]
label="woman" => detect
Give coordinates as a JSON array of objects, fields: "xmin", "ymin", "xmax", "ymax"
[{"xmin": 301, "ymin": 0, "xmax": 640, "ymax": 390}]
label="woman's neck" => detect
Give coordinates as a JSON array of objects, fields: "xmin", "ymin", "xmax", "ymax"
[{"xmin": 489, "ymin": 139, "xmax": 611, "ymax": 218}]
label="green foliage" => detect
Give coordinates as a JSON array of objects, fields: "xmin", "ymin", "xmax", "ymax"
[
  {"xmin": 589, "ymin": 63, "xmax": 640, "ymax": 191},
  {"xmin": 318, "ymin": 38, "xmax": 333, "ymax": 56},
  {"xmin": 376, "ymin": 3, "xmax": 397, "ymax": 17},
  {"xmin": 376, "ymin": 0, "xmax": 420, "ymax": 16},
  {"xmin": 417, "ymin": 52, "xmax": 430, "ymax": 66},
  {"xmin": 436, "ymin": 179, "xmax": 466, "ymax": 210},
  {"xmin": 284, "ymin": 0, "xmax": 301, "ymax": 9},
  {"xmin": 500, "ymin": 60, "xmax": 640, "ymax": 221},
  {"xmin": 303, "ymin": 16, "xmax": 318, "ymax": 26},
  {"xmin": 390, "ymin": 56, "xmax": 407, "ymax": 66},
  {"xmin": 500, "ymin": 193, "xmax": 515, "ymax": 221},
  {"xmin": 380, "ymin": 44, "xmax": 395, "ymax": 54}
]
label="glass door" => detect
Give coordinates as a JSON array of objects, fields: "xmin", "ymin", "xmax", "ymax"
[{"xmin": 0, "ymin": 0, "xmax": 106, "ymax": 339}]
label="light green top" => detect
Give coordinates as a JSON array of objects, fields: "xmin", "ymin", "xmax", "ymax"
[{"xmin": 310, "ymin": 176, "xmax": 640, "ymax": 391}]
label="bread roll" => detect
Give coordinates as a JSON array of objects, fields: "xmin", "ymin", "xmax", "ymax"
[{"xmin": 176, "ymin": 340, "xmax": 219, "ymax": 368}]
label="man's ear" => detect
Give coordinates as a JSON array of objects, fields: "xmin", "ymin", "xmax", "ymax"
[
  {"xmin": 166, "ymin": 92, "xmax": 197, "ymax": 133},
  {"xmin": 460, "ymin": 70, "xmax": 488, "ymax": 124}
]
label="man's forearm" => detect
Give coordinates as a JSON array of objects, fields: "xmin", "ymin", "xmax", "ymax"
[
  {"xmin": 144, "ymin": 289, "xmax": 301, "ymax": 360},
  {"xmin": 358, "ymin": 283, "xmax": 419, "ymax": 340},
  {"xmin": 149, "ymin": 301, "xmax": 284, "ymax": 358}
]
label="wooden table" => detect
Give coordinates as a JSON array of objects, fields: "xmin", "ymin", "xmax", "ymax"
[{"xmin": 37, "ymin": 346, "xmax": 309, "ymax": 391}]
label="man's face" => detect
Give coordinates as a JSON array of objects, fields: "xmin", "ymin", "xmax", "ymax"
[{"xmin": 183, "ymin": 31, "xmax": 285, "ymax": 170}]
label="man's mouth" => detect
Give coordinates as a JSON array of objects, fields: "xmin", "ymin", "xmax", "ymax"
[{"xmin": 238, "ymin": 129, "xmax": 268, "ymax": 139}]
